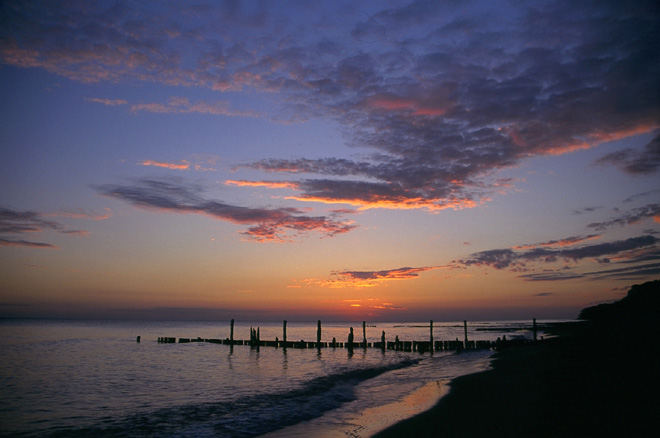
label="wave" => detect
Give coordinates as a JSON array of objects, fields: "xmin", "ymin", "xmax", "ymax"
[{"xmin": 38, "ymin": 357, "xmax": 421, "ymax": 438}]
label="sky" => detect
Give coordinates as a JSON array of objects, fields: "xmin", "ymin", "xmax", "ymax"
[{"xmin": 1, "ymin": 0, "xmax": 659, "ymax": 322}]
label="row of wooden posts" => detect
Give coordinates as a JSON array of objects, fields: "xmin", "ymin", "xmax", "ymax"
[{"xmin": 155, "ymin": 319, "xmax": 539, "ymax": 353}]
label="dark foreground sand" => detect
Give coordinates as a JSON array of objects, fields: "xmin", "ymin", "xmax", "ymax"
[{"xmin": 375, "ymin": 286, "xmax": 660, "ymax": 437}]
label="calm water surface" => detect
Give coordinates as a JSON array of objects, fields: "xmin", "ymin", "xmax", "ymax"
[{"xmin": 0, "ymin": 319, "xmax": 544, "ymax": 437}]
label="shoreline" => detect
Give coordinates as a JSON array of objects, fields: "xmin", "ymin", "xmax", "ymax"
[
  {"xmin": 374, "ymin": 319, "xmax": 660, "ymax": 437},
  {"xmin": 260, "ymin": 379, "xmax": 452, "ymax": 438}
]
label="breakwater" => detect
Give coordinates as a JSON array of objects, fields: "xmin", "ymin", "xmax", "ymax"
[{"xmin": 156, "ymin": 319, "xmax": 540, "ymax": 352}]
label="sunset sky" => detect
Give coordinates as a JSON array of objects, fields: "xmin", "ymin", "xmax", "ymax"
[{"xmin": 1, "ymin": 0, "xmax": 659, "ymax": 321}]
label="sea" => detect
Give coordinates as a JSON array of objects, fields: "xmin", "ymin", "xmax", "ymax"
[{"xmin": 0, "ymin": 319, "xmax": 548, "ymax": 438}]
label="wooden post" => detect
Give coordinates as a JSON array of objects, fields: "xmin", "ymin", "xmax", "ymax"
[
  {"xmin": 533, "ymin": 318, "xmax": 537, "ymax": 342},
  {"xmin": 283, "ymin": 320, "xmax": 287, "ymax": 346},
  {"xmin": 317, "ymin": 320, "xmax": 322, "ymax": 345},
  {"xmin": 464, "ymin": 320, "xmax": 469, "ymax": 349},
  {"xmin": 381, "ymin": 330, "xmax": 386, "ymax": 350},
  {"xmin": 430, "ymin": 320, "xmax": 434, "ymax": 353},
  {"xmin": 230, "ymin": 319, "xmax": 234, "ymax": 344},
  {"xmin": 348, "ymin": 327, "xmax": 354, "ymax": 350},
  {"xmin": 362, "ymin": 321, "xmax": 367, "ymax": 348},
  {"xmin": 136, "ymin": 336, "xmax": 141, "ymax": 343}
]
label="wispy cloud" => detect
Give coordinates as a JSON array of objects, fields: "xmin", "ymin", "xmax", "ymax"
[
  {"xmin": 596, "ymin": 133, "xmax": 660, "ymax": 174},
  {"xmin": 587, "ymin": 203, "xmax": 660, "ymax": 231},
  {"xmin": 95, "ymin": 178, "xmax": 356, "ymax": 242},
  {"xmin": 513, "ymin": 234, "xmax": 601, "ymax": 250},
  {"xmin": 86, "ymin": 96, "xmax": 257, "ymax": 117},
  {"xmin": 455, "ymin": 233, "xmax": 659, "ymax": 283},
  {"xmin": 0, "ymin": 207, "xmax": 88, "ymax": 249},
  {"xmin": 225, "ymin": 180, "xmax": 298, "ymax": 190},
  {"xmin": 519, "ymin": 259, "xmax": 660, "ymax": 282},
  {"xmin": 456, "ymin": 235, "xmax": 658, "ymax": 271},
  {"xmin": 572, "ymin": 206, "xmax": 603, "ymax": 215},
  {"xmin": 129, "ymin": 97, "xmax": 258, "ymax": 117},
  {"xmin": 296, "ymin": 265, "xmax": 444, "ymax": 288},
  {"xmin": 0, "ymin": 238, "xmax": 59, "ymax": 249},
  {"xmin": 85, "ymin": 97, "xmax": 128, "ymax": 106},
  {"xmin": 140, "ymin": 160, "xmax": 190, "ymax": 170},
  {"xmin": 48, "ymin": 208, "xmax": 112, "ymax": 220}
]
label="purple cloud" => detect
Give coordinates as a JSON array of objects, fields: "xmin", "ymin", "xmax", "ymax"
[
  {"xmin": 457, "ymin": 235, "xmax": 658, "ymax": 270},
  {"xmin": 0, "ymin": 207, "xmax": 89, "ymax": 249},
  {"xmin": 3, "ymin": 1, "xmax": 658, "ymax": 211},
  {"xmin": 596, "ymin": 133, "xmax": 660, "ymax": 174},
  {"xmin": 95, "ymin": 178, "xmax": 356, "ymax": 242},
  {"xmin": 587, "ymin": 203, "xmax": 660, "ymax": 231}
]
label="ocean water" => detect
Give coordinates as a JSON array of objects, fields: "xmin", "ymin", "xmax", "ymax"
[{"xmin": 0, "ymin": 319, "xmax": 544, "ymax": 437}]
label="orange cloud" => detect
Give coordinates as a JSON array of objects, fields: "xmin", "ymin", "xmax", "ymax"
[
  {"xmin": 225, "ymin": 180, "xmax": 298, "ymax": 189},
  {"xmin": 295, "ymin": 265, "xmax": 445, "ymax": 289},
  {"xmin": 139, "ymin": 160, "xmax": 190, "ymax": 170},
  {"xmin": 286, "ymin": 195, "xmax": 479, "ymax": 212}
]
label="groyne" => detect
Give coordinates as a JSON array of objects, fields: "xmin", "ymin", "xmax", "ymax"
[{"xmin": 155, "ymin": 319, "xmax": 540, "ymax": 352}]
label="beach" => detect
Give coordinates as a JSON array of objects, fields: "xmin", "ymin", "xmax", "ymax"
[{"xmin": 375, "ymin": 281, "xmax": 660, "ymax": 437}]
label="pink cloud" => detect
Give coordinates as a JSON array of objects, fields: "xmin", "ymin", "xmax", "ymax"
[{"xmin": 139, "ymin": 160, "xmax": 190, "ymax": 170}]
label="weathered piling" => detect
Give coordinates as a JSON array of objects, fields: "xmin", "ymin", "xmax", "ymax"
[
  {"xmin": 464, "ymin": 320, "xmax": 469, "ymax": 349},
  {"xmin": 430, "ymin": 320, "xmax": 433, "ymax": 353},
  {"xmin": 230, "ymin": 319, "xmax": 234, "ymax": 344},
  {"xmin": 157, "ymin": 319, "xmax": 534, "ymax": 353},
  {"xmin": 136, "ymin": 336, "xmax": 141, "ymax": 343}
]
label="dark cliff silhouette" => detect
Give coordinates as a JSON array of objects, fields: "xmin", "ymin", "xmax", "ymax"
[{"xmin": 579, "ymin": 278, "xmax": 660, "ymax": 324}]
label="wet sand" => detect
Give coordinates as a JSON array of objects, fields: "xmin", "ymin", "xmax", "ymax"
[
  {"xmin": 374, "ymin": 320, "xmax": 660, "ymax": 437},
  {"xmin": 260, "ymin": 380, "xmax": 451, "ymax": 438}
]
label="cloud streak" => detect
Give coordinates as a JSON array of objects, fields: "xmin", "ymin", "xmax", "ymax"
[
  {"xmin": 129, "ymin": 97, "xmax": 258, "ymax": 117},
  {"xmin": 0, "ymin": 207, "xmax": 89, "ymax": 249},
  {"xmin": 140, "ymin": 160, "xmax": 190, "ymax": 170},
  {"xmin": 95, "ymin": 178, "xmax": 356, "ymax": 242},
  {"xmin": 596, "ymin": 133, "xmax": 660, "ymax": 174},
  {"xmin": 587, "ymin": 204, "xmax": 660, "ymax": 231},
  {"xmin": 297, "ymin": 265, "xmax": 443, "ymax": 288},
  {"xmin": 457, "ymin": 235, "xmax": 658, "ymax": 270}
]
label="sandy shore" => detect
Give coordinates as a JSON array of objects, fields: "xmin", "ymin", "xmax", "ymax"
[
  {"xmin": 260, "ymin": 380, "xmax": 451, "ymax": 438},
  {"xmin": 374, "ymin": 320, "xmax": 660, "ymax": 437}
]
